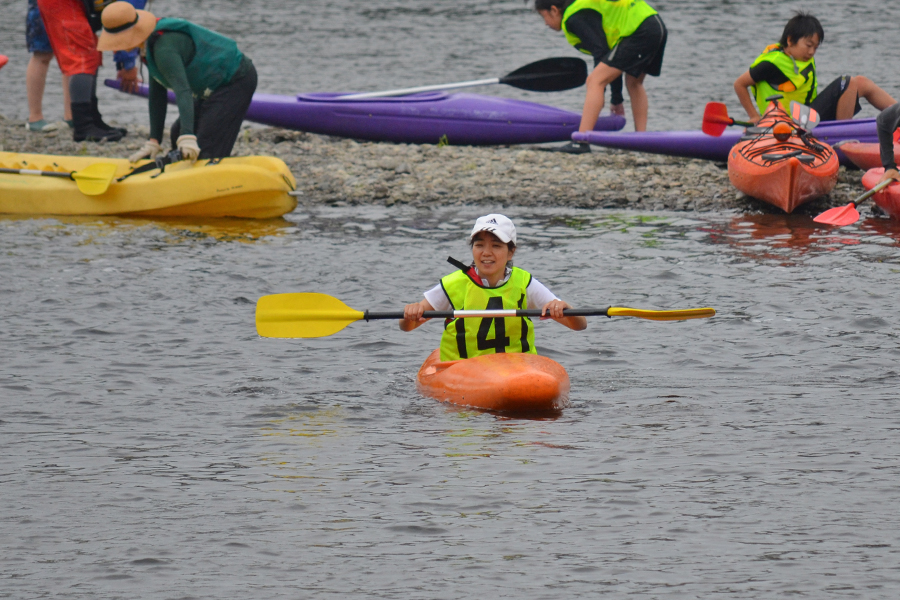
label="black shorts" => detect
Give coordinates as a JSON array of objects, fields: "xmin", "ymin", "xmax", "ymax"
[
  {"xmin": 810, "ymin": 75, "xmax": 862, "ymax": 122},
  {"xmin": 602, "ymin": 14, "xmax": 667, "ymax": 78}
]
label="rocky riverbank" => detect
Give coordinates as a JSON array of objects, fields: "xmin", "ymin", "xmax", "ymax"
[{"xmin": 0, "ymin": 114, "xmax": 865, "ymax": 214}]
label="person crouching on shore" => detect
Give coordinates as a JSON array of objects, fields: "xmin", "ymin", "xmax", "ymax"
[{"xmin": 97, "ymin": 1, "xmax": 257, "ymax": 162}]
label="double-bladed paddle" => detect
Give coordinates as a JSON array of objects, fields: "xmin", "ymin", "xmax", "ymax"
[
  {"xmin": 0, "ymin": 163, "xmax": 118, "ymax": 195},
  {"xmin": 255, "ymin": 293, "xmax": 716, "ymax": 339},
  {"xmin": 702, "ymin": 102, "xmax": 755, "ymax": 137},
  {"xmin": 813, "ymin": 179, "xmax": 894, "ymax": 226},
  {"xmin": 338, "ymin": 57, "xmax": 588, "ymax": 100}
]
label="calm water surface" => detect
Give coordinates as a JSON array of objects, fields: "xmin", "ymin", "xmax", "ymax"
[
  {"xmin": 2, "ymin": 207, "xmax": 900, "ymax": 598},
  {"xmin": 0, "ymin": 0, "xmax": 897, "ymax": 130}
]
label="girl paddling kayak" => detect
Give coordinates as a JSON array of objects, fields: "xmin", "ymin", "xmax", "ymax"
[
  {"xmin": 401, "ymin": 214, "xmax": 586, "ymax": 361},
  {"xmin": 534, "ymin": 0, "xmax": 667, "ymax": 152},
  {"xmin": 97, "ymin": 1, "xmax": 257, "ymax": 162}
]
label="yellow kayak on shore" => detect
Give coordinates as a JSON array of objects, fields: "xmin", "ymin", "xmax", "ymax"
[{"xmin": 0, "ymin": 152, "xmax": 297, "ymax": 219}]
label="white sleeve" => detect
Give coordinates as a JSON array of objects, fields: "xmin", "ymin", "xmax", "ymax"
[
  {"xmin": 423, "ymin": 283, "xmax": 452, "ymax": 311},
  {"xmin": 526, "ymin": 277, "xmax": 560, "ymax": 310}
]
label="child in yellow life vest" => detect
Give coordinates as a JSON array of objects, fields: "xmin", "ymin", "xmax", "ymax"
[
  {"xmin": 400, "ymin": 214, "xmax": 587, "ymax": 361},
  {"xmin": 534, "ymin": 0, "xmax": 667, "ymax": 151},
  {"xmin": 733, "ymin": 12, "xmax": 895, "ymax": 124}
]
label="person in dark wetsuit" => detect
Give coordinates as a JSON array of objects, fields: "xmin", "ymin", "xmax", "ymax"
[
  {"xmin": 733, "ymin": 12, "xmax": 894, "ymax": 124},
  {"xmin": 876, "ymin": 103, "xmax": 900, "ymax": 186},
  {"xmin": 97, "ymin": 1, "xmax": 257, "ymax": 162}
]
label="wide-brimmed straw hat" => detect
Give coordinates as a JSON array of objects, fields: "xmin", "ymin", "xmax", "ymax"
[{"xmin": 97, "ymin": 2, "xmax": 156, "ymax": 51}]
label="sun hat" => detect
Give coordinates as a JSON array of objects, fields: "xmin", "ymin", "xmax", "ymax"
[
  {"xmin": 469, "ymin": 214, "xmax": 517, "ymax": 245},
  {"xmin": 96, "ymin": 2, "xmax": 157, "ymax": 52}
]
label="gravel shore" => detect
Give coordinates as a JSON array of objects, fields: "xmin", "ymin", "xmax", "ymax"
[{"xmin": 0, "ymin": 113, "xmax": 865, "ymax": 214}]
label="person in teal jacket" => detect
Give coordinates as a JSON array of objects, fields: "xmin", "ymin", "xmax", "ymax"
[{"xmin": 97, "ymin": 1, "xmax": 257, "ymax": 161}]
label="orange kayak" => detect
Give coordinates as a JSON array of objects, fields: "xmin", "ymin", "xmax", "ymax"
[
  {"xmin": 839, "ymin": 141, "xmax": 900, "ymax": 171},
  {"xmin": 416, "ymin": 349, "xmax": 570, "ymax": 413},
  {"xmin": 862, "ymin": 167, "xmax": 900, "ymax": 219},
  {"xmin": 728, "ymin": 105, "xmax": 839, "ymax": 213}
]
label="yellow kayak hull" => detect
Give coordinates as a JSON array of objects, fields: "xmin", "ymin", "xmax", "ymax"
[{"xmin": 0, "ymin": 152, "xmax": 298, "ymax": 219}]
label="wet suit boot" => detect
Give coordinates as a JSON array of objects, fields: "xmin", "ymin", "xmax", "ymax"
[
  {"xmin": 91, "ymin": 97, "xmax": 127, "ymax": 137},
  {"xmin": 71, "ymin": 102, "xmax": 124, "ymax": 142},
  {"xmin": 545, "ymin": 141, "xmax": 592, "ymax": 154}
]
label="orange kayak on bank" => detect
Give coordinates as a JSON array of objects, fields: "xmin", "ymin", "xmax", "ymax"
[
  {"xmin": 416, "ymin": 349, "xmax": 570, "ymax": 413},
  {"xmin": 839, "ymin": 141, "xmax": 900, "ymax": 171},
  {"xmin": 862, "ymin": 167, "xmax": 900, "ymax": 219},
  {"xmin": 728, "ymin": 105, "xmax": 839, "ymax": 213}
]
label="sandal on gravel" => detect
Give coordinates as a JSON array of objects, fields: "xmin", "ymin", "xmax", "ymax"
[
  {"xmin": 26, "ymin": 119, "xmax": 59, "ymax": 133},
  {"xmin": 542, "ymin": 141, "xmax": 591, "ymax": 154}
]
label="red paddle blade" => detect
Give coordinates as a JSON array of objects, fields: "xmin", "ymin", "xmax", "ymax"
[
  {"xmin": 893, "ymin": 128, "xmax": 900, "ymax": 143},
  {"xmin": 813, "ymin": 203, "xmax": 860, "ymax": 226},
  {"xmin": 702, "ymin": 102, "xmax": 731, "ymax": 137}
]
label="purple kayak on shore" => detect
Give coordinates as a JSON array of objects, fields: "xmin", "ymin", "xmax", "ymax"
[
  {"xmin": 105, "ymin": 80, "xmax": 626, "ymax": 146},
  {"xmin": 572, "ymin": 118, "xmax": 877, "ymax": 167}
]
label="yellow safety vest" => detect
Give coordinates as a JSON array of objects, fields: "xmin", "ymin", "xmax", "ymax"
[
  {"xmin": 750, "ymin": 44, "xmax": 817, "ymax": 114},
  {"xmin": 561, "ymin": 0, "xmax": 658, "ymax": 54},
  {"xmin": 438, "ymin": 267, "xmax": 537, "ymax": 362}
]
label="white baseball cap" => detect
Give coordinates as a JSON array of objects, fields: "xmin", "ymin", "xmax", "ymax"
[{"xmin": 469, "ymin": 214, "xmax": 517, "ymax": 245}]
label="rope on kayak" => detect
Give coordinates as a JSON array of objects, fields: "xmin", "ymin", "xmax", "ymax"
[{"xmin": 117, "ymin": 150, "xmax": 184, "ymax": 182}]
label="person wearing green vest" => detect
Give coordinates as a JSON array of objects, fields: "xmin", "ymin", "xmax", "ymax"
[
  {"xmin": 733, "ymin": 12, "xmax": 894, "ymax": 124},
  {"xmin": 534, "ymin": 0, "xmax": 667, "ymax": 152},
  {"xmin": 400, "ymin": 214, "xmax": 587, "ymax": 362},
  {"xmin": 96, "ymin": 1, "xmax": 257, "ymax": 162}
]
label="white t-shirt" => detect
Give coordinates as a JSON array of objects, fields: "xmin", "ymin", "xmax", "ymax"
[{"xmin": 423, "ymin": 268, "xmax": 559, "ymax": 311}]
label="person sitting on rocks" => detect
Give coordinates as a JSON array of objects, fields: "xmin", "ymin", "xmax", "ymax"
[
  {"xmin": 35, "ymin": 0, "xmax": 144, "ymax": 142},
  {"xmin": 400, "ymin": 214, "xmax": 586, "ymax": 360},
  {"xmin": 733, "ymin": 12, "xmax": 895, "ymax": 124},
  {"xmin": 534, "ymin": 0, "xmax": 667, "ymax": 153},
  {"xmin": 97, "ymin": 1, "xmax": 257, "ymax": 163}
]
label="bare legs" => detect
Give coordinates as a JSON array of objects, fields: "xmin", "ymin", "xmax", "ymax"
[
  {"xmin": 579, "ymin": 64, "xmax": 651, "ymax": 132},
  {"xmin": 62, "ymin": 74, "xmax": 71, "ymax": 121},
  {"xmin": 625, "ymin": 73, "xmax": 648, "ymax": 132},
  {"xmin": 837, "ymin": 76, "xmax": 896, "ymax": 121},
  {"xmin": 26, "ymin": 51, "xmax": 71, "ymax": 124},
  {"xmin": 26, "ymin": 51, "xmax": 52, "ymax": 123}
]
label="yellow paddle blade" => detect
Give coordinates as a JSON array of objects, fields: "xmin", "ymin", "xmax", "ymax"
[
  {"xmin": 72, "ymin": 163, "xmax": 118, "ymax": 196},
  {"xmin": 608, "ymin": 307, "xmax": 716, "ymax": 321},
  {"xmin": 255, "ymin": 293, "xmax": 365, "ymax": 338}
]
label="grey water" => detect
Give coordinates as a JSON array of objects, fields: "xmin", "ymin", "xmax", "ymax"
[
  {"xmin": 0, "ymin": 0, "xmax": 898, "ymax": 130},
  {"xmin": 3, "ymin": 0, "xmax": 900, "ymax": 598},
  {"xmin": 2, "ymin": 208, "xmax": 900, "ymax": 598}
]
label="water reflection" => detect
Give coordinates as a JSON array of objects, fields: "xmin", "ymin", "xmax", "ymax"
[{"xmin": 0, "ymin": 214, "xmax": 295, "ymax": 243}]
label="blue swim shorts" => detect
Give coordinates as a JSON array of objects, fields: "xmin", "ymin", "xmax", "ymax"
[{"xmin": 26, "ymin": 1, "xmax": 53, "ymax": 54}]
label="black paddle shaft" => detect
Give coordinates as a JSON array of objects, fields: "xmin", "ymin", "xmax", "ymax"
[
  {"xmin": 364, "ymin": 308, "xmax": 611, "ymax": 321},
  {"xmin": 0, "ymin": 167, "xmax": 74, "ymax": 179},
  {"xmin": 499, "ymin": 57, "xmax": 587, "ymax": 92}
]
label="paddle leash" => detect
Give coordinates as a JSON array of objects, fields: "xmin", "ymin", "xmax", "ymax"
[
  {"xmin": 118, "ymin": 149, "xmax": 184, "ymax": 182},
  {"xmin": 255, "ymin": 293, "xmax": 716, "ymax": 339}
]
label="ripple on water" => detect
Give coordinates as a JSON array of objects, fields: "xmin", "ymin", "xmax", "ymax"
[{"xmin": 2, "ymin": 206, "xmax": 900, "ymax": 597}]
